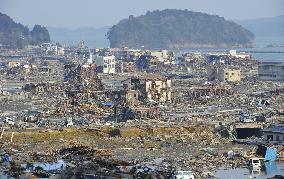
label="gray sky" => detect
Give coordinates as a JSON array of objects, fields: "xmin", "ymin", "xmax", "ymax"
[{"xmin": 0, "ymin": 0, "xmax": 283, "ymax": 28}]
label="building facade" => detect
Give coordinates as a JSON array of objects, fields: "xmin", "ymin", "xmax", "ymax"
[
  {"xmin": 258, "ymin": 62, "xmax": 284, "ymax": 81},
  {"xmin": 128, "ymin": 75, "xmax": 172, "ymax": 103},
  {"xmin": 218, "ymin": 68, "xmax": 241, "ymax": 82},
  {"xmin": 207, "ymin": 67, "xmax": 241, "ymax": 82},
  {"xmin": 144, "ymin": 78, "xmax": 172, "ymax": 103},
  {"xmin": 262, "ymin": 124, "xmax": 284, "ymax": 144},
  {"xmin": 94, "ymin": 55, "xmax": 116, "ymax": 74}
]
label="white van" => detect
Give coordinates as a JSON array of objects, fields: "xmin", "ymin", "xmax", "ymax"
[{"xmin": 248, "ymin": 158, "xmax": 264, "ymax": 170}]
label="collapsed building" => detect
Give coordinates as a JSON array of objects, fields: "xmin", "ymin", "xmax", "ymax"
[
  {"xmin": 99, "ymin": 74, "xmax": 172, "ymax": 120},
  {"xmin": 234, "ymin": 123, "xmax": 262, "ymax": 139},
  {"xmin": 136, "ymin": 55, "xmax": 167, "ymax": 72},
  {"xmin": 127, "ymin": 74, "xmax": 172, "ymax": 103},
  {"xmin": 187, "ymin": 85, "xmax": 231, "ymax": 99},
  {"xmin": 121, "ymin": 61, "xmax": 137, "ymax": 73}
]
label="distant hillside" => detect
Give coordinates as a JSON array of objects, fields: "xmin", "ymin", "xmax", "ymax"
[
  {"xmin": 236, "ymin": 15, "xmax": 284, "ymax": 37},
  {"xmin": 107, "ymin": 9, "xmax": 254, "ymax": 49},
  {"xmin": 0, "ymin": 12, "xmax": 50, "ymax": 48},
  {"xmin": 47, "ymin": 27, "xmax": 109, "ymax": 48}
]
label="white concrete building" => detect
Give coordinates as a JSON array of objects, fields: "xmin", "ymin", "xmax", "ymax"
[
  {"xmin": 229, "ymin": 50, "xmax": 250, "ymax": 59},
  {"xmin": 94, "ymin": 55, "xmax": 116, "ymax": 74}
]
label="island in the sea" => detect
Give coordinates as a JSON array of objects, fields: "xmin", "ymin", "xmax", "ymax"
[{"xmin": 107, "ymin": 9, "xmax": 254, "ymax": 49}]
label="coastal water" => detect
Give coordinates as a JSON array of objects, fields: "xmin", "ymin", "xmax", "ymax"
[
  {"xmin": 216, "ymin": 162, "xmax": 284, "ymax": 179},
  {"xmin": 55, "ymin": 34, "xmax": 284, "ymax": 61},
  {"xmin": 173, "ymin": 36, "xmax": 284, "ymax": 61},
  {"xmin": 174, "ymin": 46, "xmax": 284, "ymax": 62},
  {"xmin": 255, "ymin": 36, "xmax": 284, "ymax": 48}
]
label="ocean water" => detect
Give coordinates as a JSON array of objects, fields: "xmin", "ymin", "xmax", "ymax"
[
  {"xmin": 170, "ymin": 36, "xmax": 284, "ymax": 61},
  {"xmin": 236, "ymin": 35, "xmax": 284, "ymax": 61},
  {"xmin": 254, "ymin": 36, "xmax": 284, "ymax": 48},
  {"xmin": 56, "ymin": 34, "xmax": 284, "ymax": 61},
  {"xmin": 250, "ymin": 49, "xmax": 284, "ymax": 61},
  {"xmin": 174, "ymin": 46, "xmax": 284, "ymax": 62}
]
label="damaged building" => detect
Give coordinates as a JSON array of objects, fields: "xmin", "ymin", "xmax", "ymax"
[
  {"xmin": 128, "ymin": 75, "xmax": 172, "ymax": 103},
  {"xmin": 263, "ymin": 124, "xmax": 284, "ymax": 144},
  {"xmin": 207, "ymin": 66, "xmax": 241, "ymax": 82},
  {"xmin": 94, "ymin": 55, "xmax": 116, "ymax": 74},
  {"xmin": 258, "ymin": 61, "xmax": 284, "ymax": 81}
]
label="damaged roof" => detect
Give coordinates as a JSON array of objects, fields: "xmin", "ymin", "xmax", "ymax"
[{"xmin": 262, "ymin": 124, "xmax": 284, "ymax": 134}]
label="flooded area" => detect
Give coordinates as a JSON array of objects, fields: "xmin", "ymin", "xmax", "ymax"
[{"xmin": 216, "ymin": 162, "xmax": 284, "ymax": 179}]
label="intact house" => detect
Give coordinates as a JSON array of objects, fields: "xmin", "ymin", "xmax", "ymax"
[{"xmin": 262, "ymin": 124, "xmax": 284, "ymax": 144}]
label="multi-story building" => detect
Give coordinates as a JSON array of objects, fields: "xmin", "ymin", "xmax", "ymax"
[
  {"xmin": 94, "ymin": 55, "xmax": 116, "ymax": 74},
  {"xmin": 145, "ymin": 77, "xmax": 172, "ymax": 103},
  {"xmin": 207, "ymin": 66, "xmax": 241, "ymax": 82},
  {"xmin": 129, "ymin": 75, "xmax": 172, "ymax": 103},
  {"xmin": 218, "ymin": 68, "xmax": 241, "ymax": 82},
  {"xmin": 258, "ymin": 61, "xmax": 284, "ymax": 81}
]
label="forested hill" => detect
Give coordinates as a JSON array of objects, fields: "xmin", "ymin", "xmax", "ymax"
[
  {"xmin": 107, "ymin": 9, "xmax": 254, "ymax": 49},
  {"xmin": 0, "ymin": 12, "xmax": 50, "ymax": 48}
]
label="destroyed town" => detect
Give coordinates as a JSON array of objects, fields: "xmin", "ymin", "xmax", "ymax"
[{"xmin": 0, "ymin": 1, "xmax": 284, "ymax": 179}]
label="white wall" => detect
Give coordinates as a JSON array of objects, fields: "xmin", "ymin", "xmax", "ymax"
[{"xmin": 94, "ymin": 55, "xmax": 116, "ymax": 74}]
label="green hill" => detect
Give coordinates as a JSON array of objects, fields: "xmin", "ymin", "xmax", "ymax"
[
  {"xmin": 0, "ymin": 12, "xmax": 50, "ymax": 48},
  {"xmin": 107, "ymin": 9, "xmax": 254, "ymax": 49}
]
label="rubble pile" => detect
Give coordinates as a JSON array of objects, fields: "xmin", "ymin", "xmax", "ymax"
[
  {"xmin": 0, "ymin": 45, "xmax": 284, "ymax": 178},
  {"xmin": 0, "ymin": 124, "xmax": 255, "ymax": 178}
]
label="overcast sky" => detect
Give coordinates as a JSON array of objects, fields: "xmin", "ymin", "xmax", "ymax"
[{"xmin": 0, "ymin": 0, "xmax": 283, "ymax": 28}]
